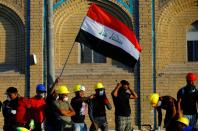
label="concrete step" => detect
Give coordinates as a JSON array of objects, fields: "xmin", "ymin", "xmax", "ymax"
[
  {"xmin": 56, "ymin": 64, "xmax": 133, "ymax": 76},
  {"xmin": 0, "ymin": 66, "xmax": 22, "ymax": 76},
  {"xmin": 159, "ymin": 63, "xmax": 198, "ymax": 74}
]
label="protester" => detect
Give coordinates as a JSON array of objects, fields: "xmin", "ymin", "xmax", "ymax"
[
  {"xmin": 149, "ymin": 93, "xmax": 178, "ymax": 131},
  {"xmin": 52, "ymin": 85, "xmax": 75, "ymax": 131},
  {"xmin": 2, "ymin": 87, "xmax": 32, "ymax": 131},
  {"xmin": 45, "ymin": 77, "xmax": 60, "ymax": 131},
  {"xmin": 2, "ymin": 87, "xmax": 19, "ymax": 131},
  {"xmin": 29, "ymin": 84, "xmax": 46, "ymax": 131},
  {"xmin": 111, "ymin": 80, "xmax": 138, "ymax": 131},
  {"xmin": 71, "ymin": 84, "xmax": 88, "ymax": 131},
  {"xmin": 177, "ymin": 72, "xmax": 198, "ymax": 127},
  {"xmin": 88, "ymin": 82, "xmax": 112, "ymax": 131},
  {"xmin": 15, "ymin": 91, "xmax": 31, "ymax": 129}
]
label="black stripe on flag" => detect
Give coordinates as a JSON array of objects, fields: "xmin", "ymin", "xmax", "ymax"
[{"xmin": 76, "ymin": 29, "xmax": 138, "ymax": 68}]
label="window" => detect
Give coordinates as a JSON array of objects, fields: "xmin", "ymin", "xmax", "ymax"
[
  {"xmin": 187, "ymin": 21, "xmax": 198, "ymax": 62},
  {"xmin": 80, "ymin": 44, "xmax": 106, "ymax": 63}
]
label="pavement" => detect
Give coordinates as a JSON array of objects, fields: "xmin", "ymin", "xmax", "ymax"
[
  {"xmin": 0, "ymin": 129, "xmax": 167, "ymax": 131},
  {"xmin": 0, "ymin": 128, "xmax": 167, "ymax": 131}
]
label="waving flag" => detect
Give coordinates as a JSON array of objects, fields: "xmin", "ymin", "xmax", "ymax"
[{"xmin": 75, "ymin": 3, "xmax": 141, "ymax": 67}]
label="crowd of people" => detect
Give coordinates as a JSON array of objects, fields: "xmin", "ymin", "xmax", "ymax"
[
  {"xmin": 1, "ymin": 72, "xmax": 197, "ymax": 131},
  {"xmin": 1, "ymin": 78, "xmax": 137, "ymax": 131}
]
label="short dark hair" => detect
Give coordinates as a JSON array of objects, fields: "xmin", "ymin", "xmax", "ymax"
[
  {"xmin": 6, "ymin": 87, "xmax": 18, "ymax": 94},
  {"xmin": 120, "ymin": 80, "xmax": 129, "ymax": 85}
]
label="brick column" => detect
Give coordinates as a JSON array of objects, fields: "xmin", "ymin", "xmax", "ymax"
[
  {"xmin": 29, "ymin": 0, "xmax": 44, "ymax": 96},
  {"xmin": 139, "ymin": 0, "xmax": 154, "ymax": 126}
]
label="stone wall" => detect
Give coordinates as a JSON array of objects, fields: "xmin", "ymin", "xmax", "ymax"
[{"xmin": 0, "ymin": 0, "xmax": 197, "ymax": 129}]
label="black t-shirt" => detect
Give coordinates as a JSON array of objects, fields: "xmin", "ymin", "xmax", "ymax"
[
  {"xmin": 88, "ymin": 95, "xmax": 107, "ymax": 118},
  {"xmin": 157, "ymin": 96, "xmax": 177, "ymax": 111},
  {"xmin": 112, "ymin": 88, "xmax": 131, "ymax": 117},
  {"xmin": 156, "ymin": 96, "xmax": 177, "ymax": 127},
  {"xmin": 177, "ymin": 85, "xmax": 198, "ymax": 115},
  {"xmin": 2, "ymin": 97, "xmax": 19, "ymax": 124},
  {"xmin": 45, "ymin": 95, "xmax": 57, "ymax": 124},
  {"xmin": 71, "ymin": 96, "xmax": 87, "ymax": 123}
]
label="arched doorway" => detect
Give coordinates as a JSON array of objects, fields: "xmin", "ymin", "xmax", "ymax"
[{"xmin": 0, "ymin": 4, "xmax": 25, "ymax": 73}]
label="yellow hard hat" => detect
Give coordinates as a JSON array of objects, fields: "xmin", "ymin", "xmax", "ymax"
[
  {"xmin": 73, "ymin": 84, "xmax": 85, "ymax": 92},
  {"xmin": 95, "ymin": 82, "xmax": 104, "ymax": 89},
  {"xmin": 57, "ymin": 85, "xmax": 70, "ymax": 94},
  {"xmin": 150, "ymin": 93, "xmax": 159, "ymax": 107},
  {"xmin": 17, "ymin": 127, "xmax": 29, "ymax": 131},
  {"xmin": 177, "ymin": 117, "xmax": 189, "ymax": 126}
]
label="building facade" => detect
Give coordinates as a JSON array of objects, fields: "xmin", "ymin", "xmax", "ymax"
[{"xmin": 0, "ymin": 0, "xmax": 197, "ymax": 129}]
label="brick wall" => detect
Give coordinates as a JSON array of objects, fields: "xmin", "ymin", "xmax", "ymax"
[
  {"xmin": 29, "ymin": 0, "xmax": 44, "ymax": 94},
  {"xmin": 0, "ymin": 0, "xmax": 197, "ymax": 129},
  {"xmin": 156, "ymin": 0, "xmax": 198, "ymax": 108},
  {"xmin": 139, "ymin": 0, "xmax": 198, "ymax": 127},
  {"xmin": 139, "ymin": 0, "xmax": 154, "ymax": 126}
]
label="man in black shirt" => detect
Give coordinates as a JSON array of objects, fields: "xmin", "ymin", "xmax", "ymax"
[
  {"xmin": 177, "ymin": 72, "xmax": 198, "ymax": 127},
  {"xmin": 71, "ymin": 84, "xmax": 87, "ymax": 131},
  {"xmin": 2, "ymin": 87, "xmax": 19, "ymax": 131},
  {"xmin": 111, "ymin": 80, "xmax": 138, "ymax": 131},
  {"xmin": 45, "ymin": 77, "xmax": 60, "ymax": 131},
  {"xmin": 89, "ymin": 82, "xmax": 112, "ymax": 131},
  {"xmin": 150, "ymin": 93, "xmax": 178, "ymax": 131}
]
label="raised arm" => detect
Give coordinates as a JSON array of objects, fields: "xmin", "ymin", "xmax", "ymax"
[
  {"xmin": 128, "ymin": 86, "xmax": 138, "ymax": 99},
  {"xmin": 157, "ymin": 108, "xmax": 162, "ymax": 127},
  {"xmin": 111, "ymin": 83, "xmax": 122, "ymax": 97},
  {"xmin": 103, "ymin": 93, "xmax": 112, "ymax": 110},
  {"xmin": 49, "ymin": 77, "xmax": 60, "ymax": 95},
  {"xmin": 177, "ymin": 98, "xmax": 182, "ymax": 118}
]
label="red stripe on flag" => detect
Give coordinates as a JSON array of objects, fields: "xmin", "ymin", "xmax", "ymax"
[{"xmin": 87, "ymin": 4, "xmax": 141, "ymax": 52}]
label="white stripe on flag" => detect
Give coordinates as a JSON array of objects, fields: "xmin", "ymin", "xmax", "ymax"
[{"xmin": 80, "ymin": 16, "xmax": 140, "ymax": 60}]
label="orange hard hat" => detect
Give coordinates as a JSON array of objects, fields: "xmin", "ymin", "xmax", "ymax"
[{"xmin": 186, "ymin": 72, "xmax": 196, "ymax": 81}]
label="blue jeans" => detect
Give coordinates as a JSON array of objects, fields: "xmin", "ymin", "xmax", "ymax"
[
  {"xmin": 73, "ymin": 123, "xmax": 87, "ymax": 131},
  {"xmin": 184, "ymin": 114, "xmax": 197, "ymax": 127}
]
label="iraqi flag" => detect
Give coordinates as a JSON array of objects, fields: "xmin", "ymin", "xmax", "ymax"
[{"xmin": 75, "ymin": 3, "xmax": 141, "ymax": 67}]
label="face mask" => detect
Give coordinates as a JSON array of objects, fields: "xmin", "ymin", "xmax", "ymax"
[
  {"xmin": 56, "ymin": 96, "xmax": 59, "ymax": 100},
  {"xmin": 125, "ymin": 90, "xmax": 131, "ymax": 94},
  {"xmin": 99, "ymin": 90, "xmax": 104, "ymax": 96},
  {"xmin": 157, "ymin": 101, "xmax": 162, "ymax": 107},
  {"xmin": 37, "ymin": 93, "xmax": 45, "ymax": 98},
  {"xmin": 63, "ymin": 96, "xmax": 69, "ymax": 101},
  {"xmin": 40, "ymin": 93, "xmax": 45, "ymax": 98}
]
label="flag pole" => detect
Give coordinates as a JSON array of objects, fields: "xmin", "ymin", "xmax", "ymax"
[
  {"xmin": 25, "ymin": 0, "xmax": 31, "ymax": 97},
  {"xmin": 133, "ymin": 0, "xmax": 141, "ymax": 129},
  {"xmin": 46, "ymin": 0, "xmax": 55, "ymax": 90},
  {"xmin": 59, "ymin": 42, "xmax": 76, "ymax": 78},
  {"xmin": 152, "ymin": 0, "xmax": 157, "ymax": 128}
]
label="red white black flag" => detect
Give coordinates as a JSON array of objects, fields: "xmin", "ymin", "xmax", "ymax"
[{"xmin": 75, "ymin": 3, "xmax": 141, "ymax": 67}]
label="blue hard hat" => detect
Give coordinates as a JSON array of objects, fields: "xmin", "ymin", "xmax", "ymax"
[{"xmin": 36, "ymin": 84, "xmax": 46, "ymax": 92}]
